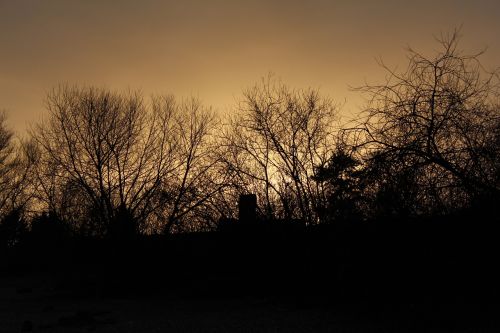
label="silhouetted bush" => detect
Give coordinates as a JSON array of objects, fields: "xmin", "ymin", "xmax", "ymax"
[
  {"xmin": 30, "ymin": 211, "xmax": 69, "ymax": 246},
  {"xmin": 0, "ymin": 207, "xmax": 27, "ymax": 249}
]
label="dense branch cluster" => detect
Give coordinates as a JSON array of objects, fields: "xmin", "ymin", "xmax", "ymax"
[{"xmin": 1, "ymin": 32, "xmax": 499, "ymax": 241}]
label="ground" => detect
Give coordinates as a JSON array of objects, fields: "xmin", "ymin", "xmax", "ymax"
[{"xmin": 1, "ymin": 272, "xmax": 499, "ymax": 332}]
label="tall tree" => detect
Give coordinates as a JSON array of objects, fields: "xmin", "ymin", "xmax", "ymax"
[
  {"xmin": 154, "ymin": 97, "xmax": 227, "ymax": 233},
  {"xmin": 31, "ymin": 86, "xmax": 222, "ymax": 235},
  {"xmin": 351, "ymin": 31, "xmax": 500, "ymax": 212},
  {"xmin": 0, "ymin": 113, "xmax": 34, "ymax": 218},
  {"xmin": 221, "ymin": 77, "xmax": 339, "ymax": 224}
]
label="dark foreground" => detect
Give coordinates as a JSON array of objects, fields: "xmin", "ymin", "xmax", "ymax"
[
  {"xmin": 2, "ymin": 276, "xmax": 499, "ymax": 333},
  {"xmin": 2, "ymin": 213, "xmax": 500, "ymax": 332}
]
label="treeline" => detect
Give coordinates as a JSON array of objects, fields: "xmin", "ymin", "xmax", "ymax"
[{"xmin": 1, "ymin": 32, "xmax": 500, "ymax": 244}]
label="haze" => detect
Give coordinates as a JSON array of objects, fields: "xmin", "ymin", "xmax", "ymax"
[{"xmin": 1, "ymin": 0, "xmax": 499, "ymax": 134}]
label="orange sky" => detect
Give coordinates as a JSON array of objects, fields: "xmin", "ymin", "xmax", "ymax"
[{"xmin": 1, "ymin": 0, "xmax": 499, "ymax": 135}]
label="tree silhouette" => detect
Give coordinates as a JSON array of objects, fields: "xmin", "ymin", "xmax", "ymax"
[
  {"xmin": 30, "ymin": 86, "xmax": 222, "ymax": 235},
  {"xmin": 0, "ymin": 207, "xmax": 26, "ymax": 248},
  {"xmin": 313, "ymin": 148, "xmax": 365, "ymax": 222},
  {"xmin": 0, "ymin": 113, "xmax": 33, "ymax": 226},
  {"xmin": 151, "ymin": 97, "xmax": 227, "ymax": 234},
  {"xmin": 351, "ymin": 30, "xmax": 500, "ymax": 212},
  {"xmin": 220, "ymin": 76, "xmax": 339, "ymax": 224}
]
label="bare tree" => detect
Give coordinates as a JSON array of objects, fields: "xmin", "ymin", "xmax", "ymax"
[
  {"xmin": 0, "ymin": 112, "xmax": 17, "ymax": 216},
  {"xmin": 0, "ymin": 113, "xmax": 37, "ymax": 247},
  {"xmin": 31, "ymin": 87, "xmax": 173, "ymax": 235},
  {"xmin": 0, "ymin": 113, "xmax": 35, "ymax": 218},
  {"xmin": 351, "ymin": 30, "xmax": 500, "ymax": 211},
  {"xmin": 221, "ymin": 77, "xmax": 339, "ymax": 224},
  {"xmin": 152, "ymin": 97, "xmax": 228, "ymax": 233},
  {"xmin": 30, "ymin": 86, "xmax": 224, "ymax": 235}
]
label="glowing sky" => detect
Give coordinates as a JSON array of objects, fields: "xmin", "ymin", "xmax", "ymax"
[{"xmin": 1, "ymin": 0, "xmax": 499, "ymax": 134}]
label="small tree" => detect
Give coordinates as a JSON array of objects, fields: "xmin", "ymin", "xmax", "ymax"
[
  {"xmin": 313, "ymin": 148, "xmax": 365, "ymax": 222},
  {"xmin": 0, "ymin": 207, "xmax": 26, "ymax": 248}
]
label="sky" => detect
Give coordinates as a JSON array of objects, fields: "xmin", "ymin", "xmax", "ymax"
[{"xmin": 1, "ymin": 0, "xmax": 500, "ymax": 135}]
